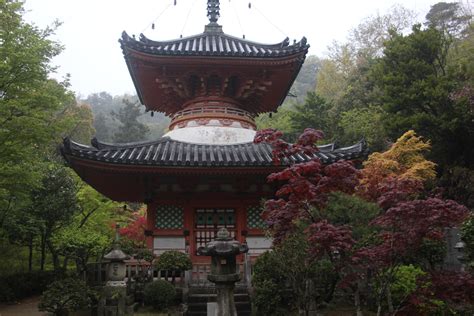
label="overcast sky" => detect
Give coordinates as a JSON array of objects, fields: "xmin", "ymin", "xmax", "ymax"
[{"xmin": 24, "ymin": 0, "xmax": 441, "ymax": 97}]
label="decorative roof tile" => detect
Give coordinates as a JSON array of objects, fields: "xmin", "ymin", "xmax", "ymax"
[
  {"xmin": 61, "ymin": 137, "xmax": 367, "ymax": 168},
  {"xmin": 120, "ymin": 31, "xmax": 309, "ymax": 58}
]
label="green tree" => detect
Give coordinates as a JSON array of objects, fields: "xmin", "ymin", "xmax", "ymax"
[
  {"xmin": 30, "ymin": 164, "xmax": 79, "ymax": 271},
  {"xmin": 425, "ymin": 2, "xmax": 472, "ymax": 38},
  {"xmin": 255, "ymin": 107, "xmax": 294, "ymax": 141},
  {"xmin": 289, "ymin": 55, "xmax": 321, "ymax": 103},
  {"xmin": 0, "ymin": 0, "xmax": 76, "ymax": 226},
  {"xmin": 53, "ymin": 226, "xmax": 109, "ymax": 274},
  {"xmin": 112, "ymin": 99, "xmax": 149, "ymax": 143},
  {"xmin": 372, "ymin": 25, "xmax": 474, "ymax": 169},
  {"xmin": 339, "ymin": 106, "xmax": 387, "ymax": 151},
  {"xmin": 289, "ymin": 93, "xmax": 335, "ymax": 141}
]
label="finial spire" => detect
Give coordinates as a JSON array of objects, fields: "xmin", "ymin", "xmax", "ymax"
[{"xmin": 207, "ymin": 0, "xmax": 220, "ymax": 25}]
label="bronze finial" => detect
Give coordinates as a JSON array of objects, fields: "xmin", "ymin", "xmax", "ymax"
[{"xmin": 207, "ymin": 0, "xmax": 220, "ymax": 25}]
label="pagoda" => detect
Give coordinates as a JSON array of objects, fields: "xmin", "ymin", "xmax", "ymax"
[{"xmin": 61, "ymin": 0, "xmax": 367, "ymax": 263}]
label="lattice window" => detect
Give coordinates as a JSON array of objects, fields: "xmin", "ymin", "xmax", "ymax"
[
  {"xmin": 155, "ymin": 205, "xmax": 183, "ymax": 229},
  {"xmin": 195, "ymin": 209, "xmax": 236, "ymax": 252},
  {"xmin": 247, "ymin": 205, "xmax": 266, "ymax": 229}
]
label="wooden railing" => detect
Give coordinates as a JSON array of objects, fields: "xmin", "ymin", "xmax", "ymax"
[
  {"xmin": 171, "ymin": 106, "xmax": 254, "ymax": 121},
  {"xmin": 86, "ymin": 253, "xmax": 252, "ymax": 290}
]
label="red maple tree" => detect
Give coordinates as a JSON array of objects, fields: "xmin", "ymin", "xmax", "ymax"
[{"xmin": 255, "ymin": 128, "xmax": 471, "ymax": 314}]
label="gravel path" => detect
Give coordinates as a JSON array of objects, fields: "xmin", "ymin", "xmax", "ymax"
[{"xmin": 0, "ymin": 296, "xmax": 46, "ymax": 316}]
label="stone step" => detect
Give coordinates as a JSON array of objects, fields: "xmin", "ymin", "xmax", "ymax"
[
  {"xmin": 187, "ymin": 302, "xmax": 251, "ymax": 315},
  {"xmin": 186, "ymin": 311, "xmax": 251, "ymax": 316},
  {"xmin": 188, "ymin": 293, "xmax": 250, "ymax": 304},
  {"xmin": 189, "ymin": 286, "xmax": 248, "ymax": 295},
  {"xmin": 188, "ymin": 301, "xmax": 251, "ymax": 312}
]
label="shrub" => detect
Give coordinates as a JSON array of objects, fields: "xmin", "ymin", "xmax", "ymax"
[
  {"xmin": 252, "ymin": 279, "xmax": 288, "ymax": 316},
  {"xmin": 155, "ymin": 250, "xmax": 192, "ymax": 272},
  {"xmin": 0, "ymin": 270, "xmax": 57, "ymax": 302},
  {"xmin": 38, "ymin": 278, "xmax": 95, "ymax": 316},
  {"xmin": 252, "ymin": 251, "xmax": 293, "ymax": 315},
  {"xmin": 143, "ymin": 280, "xmax": 176, "ymax": 311}
]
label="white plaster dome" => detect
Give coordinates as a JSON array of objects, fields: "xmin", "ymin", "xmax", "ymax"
[{"xmin": 164, "ymin": 125, "xmax": 256, "ymax": 145}]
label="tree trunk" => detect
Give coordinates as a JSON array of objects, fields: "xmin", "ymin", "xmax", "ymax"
[
  {"xmin": 40, "ymin": 233, "xmax": 46, "ymax": 271},
  {"xmin": 62, "ymin": 256, "xmax": 69, "ymax": 270},
  {"xmin": 46, "ymin": 239, "xmax": 60, "ymax": 271},
  {"xmin": 355, "ymin": 283, "xmax": 363, "ymax": 316},
  {"xmin": 386, "ymin": 286, "xmax": 394, "ymax": 315},
  {"xmin": 28, "ymin": 235, "xmax": 33, "ymax": 272}
]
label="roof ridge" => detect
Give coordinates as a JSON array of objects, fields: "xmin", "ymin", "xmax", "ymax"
[
  {"xmin": 121, "ymin": 31, "xmax": 309, "ymax": 52},
  {"xmin": 90, "ymin": 136, "xmax": 172, "ymax": 150}
]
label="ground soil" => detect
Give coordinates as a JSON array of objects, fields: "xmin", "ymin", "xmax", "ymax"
[{"xmin": 0, "ymin": 296, "xmax": 46, "ymax": 316}]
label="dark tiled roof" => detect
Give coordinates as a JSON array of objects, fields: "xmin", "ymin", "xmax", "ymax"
[
  {"xmin": 120, "ymin": 31, "xmax": 309, "ymax": 58},
  {"xmin": 61, "ymin": 137, "xmax": 367, "ymax": 167}
]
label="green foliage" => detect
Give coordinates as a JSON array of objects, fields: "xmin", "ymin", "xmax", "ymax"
[
  {"xmin": 255, "ymin": 107, "xmax": 294, "ymax": 141},
  {"xmin": 134, "ymin": 248, "xmax": 155, "ymax": 263},
  {"xmin": 53, "ymin": 226, "xmax": 109, "ymax": 273},
  {"xmin": 86, "ymin": 92, "xmax": 170, "ymax": 143},
  {"xmin": 112, "ymin": 98, "xmax": 149, "ymax": 143},
  {"xmin": 252, "ymin": 251, "xmax": 293, "ymax": 315},
  {"xmin": 391, "ymin": 265, "xmax": 426, "ymax": 306},
  {"xmin": 0, "ymin": 0, "xmax": 75, "ymax": 213},
  {"xmin": 324, "ymin": 193, "xmax": 380, "ymax": 241},
  {"xmin": 38, "ymin": 278, "xmax": 94, "ymax": 315},
  {"xmin": 252, "ymin": 279, "xmax": 288, "ymax": 316},
  {"xmin": 339, "ymin": 106, "xmax": 387, "ymax": 151},
  {"xmin": 155, "ymin": 250, "xmax": 192, "ymax": 272},
  {"xmin": 143, "ymin": 280, "xmax": 176, "ymax": 311},
  {"xmin": 289, "ymin": 93, "xmax": 335, "ymax": 141},
  {"xmin": 289, "ymin": 55, "xmax": 321, "ymax": 103},
  {"xmin": 425, "ymin": 2, "xmax": 472, "ymax": 37},
  {"xmin": 252, "ymin": 231, "xmax": 338, "ymax": 314},
  {"xmin": 0, "ymin": 270, "xmax": 57, "ymax": 302},
  {"xmin": 372, "ymin": 25, "xmax": 474, "ymax": 169}
]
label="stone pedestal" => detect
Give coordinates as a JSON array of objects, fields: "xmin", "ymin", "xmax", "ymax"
[
  {"xmin": 198, "ymin": 228, "xmax": 248, "ymax": 316},
  {"xmin": 98, "ymin": 284, "xmax": 134, "ymax": 316},
  {"xmin": 98, "ymin": 225, "xmax": 135, "ymax": 316}
]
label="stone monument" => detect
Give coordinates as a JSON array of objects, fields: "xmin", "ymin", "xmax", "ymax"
[
  {"xmin": 198, "ymin": 228, "xmax": 249, "ymax": 316},
  {"xmin": 98, "ymin": 224, "xmax": 135, "ymax": 316}
]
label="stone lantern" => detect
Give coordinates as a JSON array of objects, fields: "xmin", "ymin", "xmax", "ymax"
[
  {"xmin": 198, "ymin": 228, "xmax": 248, "ymax": 316},
  {"xmin": 104, "ymin": 242, "xmax": 129, "ymax": 286},
  {"xmin": 98, "ymin": 224, "xmax": 134, "ymax": 316}
]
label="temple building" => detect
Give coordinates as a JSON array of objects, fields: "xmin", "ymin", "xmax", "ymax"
[{"xmin": 61, "ymin": 0, "xmax": 366, "ymax": 264}]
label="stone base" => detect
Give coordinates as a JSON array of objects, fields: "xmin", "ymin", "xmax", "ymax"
[
  {"xmin": 106, "ymin": 280, "xmax": 127, "ymax": 287},
  {"xmin": 97, "ymin": 285, "xmax": 134, "ymax": 316}
]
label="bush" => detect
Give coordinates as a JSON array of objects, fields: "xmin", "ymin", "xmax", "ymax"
[
  {"xmin": 38, "ymin": 278, "xmax": 95, "ymax": 316},
  {"xmin": 252, "ymin": 251, "xmax": 293, "ymax": 315},
  {"xmin": 143, "ymin": 280, "xmax": 176, "ymax": 311},
  {"xmin": 0, "ymin": 270, "xmax": 58, "ymax": 302},
  {"xmin": 155, "ymin": 250, "xmax": 192, "ymax": 272},
  {"xmin": 252, "ymin": 279, "xmax": 288, "ymax": 316}
]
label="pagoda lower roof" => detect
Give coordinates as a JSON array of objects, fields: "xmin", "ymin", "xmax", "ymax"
[
  {"xmin": 61, "ymin": 137, "xmax": 367, "ymax": 168},
  {"xmin": 120, "ymin": 30, "xmax": 309, "ymax": 58}
]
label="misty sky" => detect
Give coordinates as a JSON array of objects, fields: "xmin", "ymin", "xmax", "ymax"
[{"xmin": 24, "ymin": 0, "xmax": 441, "ymax": 97}]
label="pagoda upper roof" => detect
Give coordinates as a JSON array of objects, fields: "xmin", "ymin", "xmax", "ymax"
[
  {"xmin": 61, "ymin": 137, "xmax": 367, "ymax": 168},
  {"xmin": 120, "ymin": 29, "xmax": 309, "ymax": 58}
]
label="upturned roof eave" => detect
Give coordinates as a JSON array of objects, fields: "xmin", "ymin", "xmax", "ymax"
[{"xmin": 119, "ymin": 31, "xmax": 309, "ymax": 59}]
